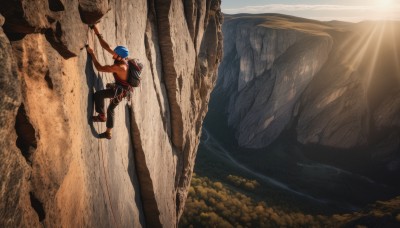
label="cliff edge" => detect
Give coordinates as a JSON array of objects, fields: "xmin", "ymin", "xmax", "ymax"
[{"xmin": 0, "ymin": 0, "xmax": 222, "ymax": 227}]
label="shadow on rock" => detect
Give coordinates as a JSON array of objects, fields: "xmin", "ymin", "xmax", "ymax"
[
  {"xmin": 125, "ymin": 104, "xmax": 146, "ymax": 227},
  {"xmin": 85, "ymin": 54, "xmax": 104, "ymax": 138}
]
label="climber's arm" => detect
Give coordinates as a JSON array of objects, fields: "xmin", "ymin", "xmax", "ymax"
[
  {"xmin": 86, "ymin": 46, "xmax": 118, "ymax": 73},
  {"xmin": 96, "ymin": 65, "xmax": 119, "ymax": 73},
  {"xmin": 92, "ymin": 25, "xmax": 115, "ymax": 56}
]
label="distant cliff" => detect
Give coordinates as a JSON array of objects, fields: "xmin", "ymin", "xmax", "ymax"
[
  {"xmin": 0, "ymin": 0, "xmax": 222, "ymax": 227},
  {"xmin": 218, "ymin": 14, "xmax": 400, "ymax": 155}
]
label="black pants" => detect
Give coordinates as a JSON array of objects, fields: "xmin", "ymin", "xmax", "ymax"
[{"xmin": 94, "ymin": 88, "xmax": 126, "ymax": 128}]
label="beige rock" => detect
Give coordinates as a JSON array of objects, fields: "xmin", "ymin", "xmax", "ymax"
[
  {"xmin": 79, "ymin": 0, "xmax": 109, "ymax": 24},
  {"xmin": 0, "ymin": 13, "xmax": 41, "ymax": 228},
  {"xmin": 0, "ymin": 1, "xmax": 222, "ymax": 227}
]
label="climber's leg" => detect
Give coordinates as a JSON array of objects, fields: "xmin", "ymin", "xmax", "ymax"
[
  {"xmin": 105, "ymin": 97, "xmax": 120, "ymax": 129},
  {"xmin": 98, "ymin": 100, "xmax": 119, "ymax": 140},
  {"xmin": 93, "ymin": 89, "xmax": 114, "ymax": 122}
]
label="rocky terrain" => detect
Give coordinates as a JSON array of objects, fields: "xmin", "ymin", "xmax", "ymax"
[
  {"xmin": 218, "ymin": 14, "xmax": 400, "ymax": 158},
  {"xmin": 0, "ymin": 0, "xmax": 222, "ymax": 227}
]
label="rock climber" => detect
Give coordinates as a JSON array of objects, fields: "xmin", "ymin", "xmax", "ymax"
[{"xmin": 86, "ymin": 24, "xmax": 131, "ymax": 140}]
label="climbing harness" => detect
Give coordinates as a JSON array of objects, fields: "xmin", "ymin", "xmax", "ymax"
[{"xmin": 105, "ymin": 83, "xmax": 131, "ymax": 104}]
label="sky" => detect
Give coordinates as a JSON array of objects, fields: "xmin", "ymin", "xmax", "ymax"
[{"xmin": 222, "ymin": 0, "xmax": 400, "ymax": 22}]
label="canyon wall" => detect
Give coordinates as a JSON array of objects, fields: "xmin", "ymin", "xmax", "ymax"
[
  {"xmin": 0, "ymin": 0, "xmax": 222, "ymax": 227},
  {"xmin": 218, "ymin": 14, "xmax": 400, "ymax": 156},
  {"xmin": 219, "ymin": 15, "xmax": 333, "ymax": 148}
]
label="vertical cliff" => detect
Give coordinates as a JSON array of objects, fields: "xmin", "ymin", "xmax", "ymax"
[
  {"xmin": 219, "ymin": 14, "xmax": 333, "ymax": 148},
  {"xmin": 0, "ymin": 0, "xmax": 222, "ymax": 227},
  {"xmin": 218, "ymin": 14, "xmax": 400, "ymax": 155}
]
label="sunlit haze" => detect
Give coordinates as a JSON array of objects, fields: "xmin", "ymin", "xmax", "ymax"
[{"xmin": 222, "ymin": 0, "xmax": 400, "ymax": 22}]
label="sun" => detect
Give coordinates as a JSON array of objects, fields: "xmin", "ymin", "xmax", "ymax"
[
  {"xmin": 377, "ymin": 0, "xmax": 394, "ymax": 8},
  {"xmin": 371, "ymin": 0, "xmax": 400, "ymax": 20}
]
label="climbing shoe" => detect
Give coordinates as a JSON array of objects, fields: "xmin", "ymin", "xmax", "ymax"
[
  {"xmin": 93, "ymin": 114, "xmax": 106, "ymax": 122},
  {"xmin": 99, "ymin": 132, "xmax": 112, "ymax": 140}
]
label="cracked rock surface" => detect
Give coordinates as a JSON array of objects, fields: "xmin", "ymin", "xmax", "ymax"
[{"xmin": 0, "ymin": 0, "xmax": 222, "ymax": 227}]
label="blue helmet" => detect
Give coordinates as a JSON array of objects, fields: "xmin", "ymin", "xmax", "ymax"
[{"xmin": 114, "ymin": 46, "xmax": 129, "ymax": 58}]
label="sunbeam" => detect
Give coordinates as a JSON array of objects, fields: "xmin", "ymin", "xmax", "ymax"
[
  {"xmin": 389, "ymin": 22, "xmax": 400, "ymax": 84},
  {"xmin": 337, "ymin": 20, "xmax": 400, "ymax": 99},
  {"xmin": 365, "ymin": 23, "xmax": 386, "ymax": 95},
  {"xmin": 339, "ymin": 25, "xmax": 378, "ymax": 79}
]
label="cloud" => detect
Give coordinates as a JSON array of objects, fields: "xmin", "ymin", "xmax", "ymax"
[
  {"xmin": 222, "ymin": 4, "xmax": 400, "ymax": 22},
  {"xmin": 224, "ymin": 4, "xmax": 370, "ymax": 13}
]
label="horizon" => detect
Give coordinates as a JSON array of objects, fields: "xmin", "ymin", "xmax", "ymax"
[
  {"xmin": 221, "ymin": 0, "xmax": 400, "ymax": 22},
  {"xmin": 221, "ymin": 12, "xmax": 400, "ymax": 24}
]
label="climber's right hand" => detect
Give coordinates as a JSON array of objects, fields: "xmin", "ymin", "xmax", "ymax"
[{"xmin": 86, "ymin": 46, "xmax": 94, "ymax": 55}]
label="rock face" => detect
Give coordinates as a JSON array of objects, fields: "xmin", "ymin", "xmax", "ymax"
[
  {"xmin": 0, "ymin": 0, "xmax": 222, "ymax": 227},
  {"xmin": 219, "ymin": 14, "xmax": 333, "ymax": 148},
  {"xmin": 297, "ymin": 21, "xmax": 400, "ymax": 150},
  {"xmin": 218, "ymin": 14, "xmax": 400, "ymax": 152}
]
